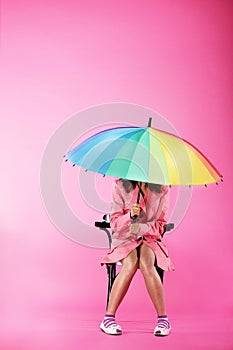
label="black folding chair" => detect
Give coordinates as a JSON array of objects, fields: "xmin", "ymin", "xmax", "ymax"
[{"xmin": 95, "ymin": 214, "xmax": 174, "ymax": 308}]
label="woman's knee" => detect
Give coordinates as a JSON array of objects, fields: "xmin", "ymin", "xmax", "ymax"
[
  {"xmin": 139, "ymin": 246, "xmax": 156, "ymax": 276},
  {"xmin": 139, "ymin": 259, "xmax": 155, "ymax": 276}
]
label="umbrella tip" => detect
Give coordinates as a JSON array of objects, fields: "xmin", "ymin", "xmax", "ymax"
[{"xmin": 147, "ymin": 117, "xmax": 152, "ymax": 127}]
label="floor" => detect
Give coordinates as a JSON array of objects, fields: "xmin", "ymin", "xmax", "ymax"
[{"xmin": 1, "ymin": 312, "xmax": 232, "ymax": 350}]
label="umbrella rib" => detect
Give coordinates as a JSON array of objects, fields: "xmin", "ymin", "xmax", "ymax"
[
  {"xmin": 86, "ymin": 128, "xmax": 145, "ymax": 177},
  {"xmin": 119, "ymin": 128, "xmax": 148, "ymax": 181},
  {"xmin": 154, "ymin": 128, "xmax": 222, "ymax": 181},
  {"xmin": 152, "ymin": 129, "xmax": 220, "ymax": 185}
]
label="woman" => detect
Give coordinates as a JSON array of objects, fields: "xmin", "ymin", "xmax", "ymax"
[{"xmin": 100, "ymin": 179, "xmax": 174, "ymax": 336}]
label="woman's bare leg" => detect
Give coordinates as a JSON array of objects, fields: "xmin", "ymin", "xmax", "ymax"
[
  {"xmin": 106, "ymin": 249, "xmax": 138, "ymax": 315},
  {"xmin": 139, "ymin": 244, "xmax": 166, "ymax": 316}
]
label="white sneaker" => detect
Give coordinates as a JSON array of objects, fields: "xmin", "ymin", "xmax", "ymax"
[
  {"xmin": 154, "ymin": 323, "xmax": 171, "ymax": 336},
  {"xmin": 100, "ymin": 321, "xmax": 122, "ymax": 335}
]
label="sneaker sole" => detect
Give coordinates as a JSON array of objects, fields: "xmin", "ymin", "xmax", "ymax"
[
  {"xmin": 100, "ymin": 322, "xmax": 122, "ymax": 336},
  {"xmin": 100, "ymin": 328, "xmax": 122, "ymax": 336},
  {"xmin": 154, "ymin": 327, "xmax": 171, "ymax": 336}
]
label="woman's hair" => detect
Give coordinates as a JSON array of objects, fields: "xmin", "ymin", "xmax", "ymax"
[{"xmin": 120, "ymin": 179, "xmax": 162, "ymax": 194}]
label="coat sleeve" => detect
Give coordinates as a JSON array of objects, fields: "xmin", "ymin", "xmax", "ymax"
[
  {"xmin": 110, "ymin": 180, "xmax": 131, "ymax": 238},
  {"xmin": 139, "ymin": 189, "xmax": 169, "ymax": 239}
]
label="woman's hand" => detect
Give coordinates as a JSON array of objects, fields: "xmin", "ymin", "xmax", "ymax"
[
  {"xmin": 130, "ymin": 203, "xmax": 141, "ymax": 218},
  {"xmin": 130, "ymin": 222, "xmax": 140, "ymax": 237}
]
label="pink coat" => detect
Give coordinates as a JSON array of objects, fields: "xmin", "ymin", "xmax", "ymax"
[{"xmin": 101, "ymin": 179, "xmax": 175, "ymax": 271}]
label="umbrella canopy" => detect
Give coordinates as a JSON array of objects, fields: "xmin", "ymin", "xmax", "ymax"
[{"xmin": 65, "ymin": 119, "xmax": 222, "ymax": 186}]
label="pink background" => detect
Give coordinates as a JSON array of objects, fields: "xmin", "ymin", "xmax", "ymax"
[{"xmin": 1, "ymin": 1, "xmax": 233, "ymax": 349}]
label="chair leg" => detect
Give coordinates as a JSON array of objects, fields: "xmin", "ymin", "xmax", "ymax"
[
  {"xmin": 106, "ymin": 263, "xmax": 116, "ymax": 308},
  {"xmin": 155, "ymin": 265, "xmax": 164, "ymax": 283}
]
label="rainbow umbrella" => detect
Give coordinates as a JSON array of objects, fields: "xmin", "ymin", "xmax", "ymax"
[{"xmin": 65, "ymin": 118, "xmax": 222, "ymax": 187}]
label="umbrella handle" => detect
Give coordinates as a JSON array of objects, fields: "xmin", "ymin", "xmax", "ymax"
[
  {"xmin": 136, "ymin": 182, "xmax": 142, "ymax": 204},
  {"xmin": 131, "ymin": 182, "xmax": 142, "ymax": 223}
]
